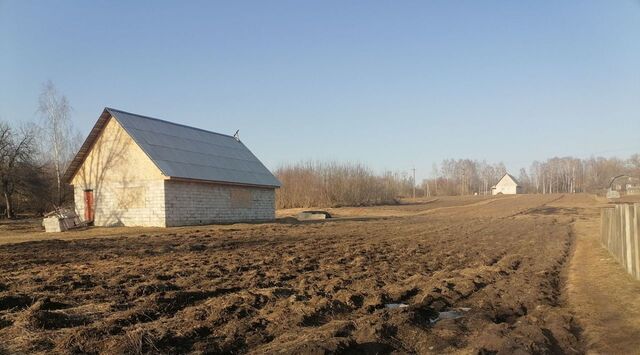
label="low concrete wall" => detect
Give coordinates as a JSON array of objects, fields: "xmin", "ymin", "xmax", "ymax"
[{"xmin": 600, "ymin": 203, "xmax": 640, "ymax": 280}]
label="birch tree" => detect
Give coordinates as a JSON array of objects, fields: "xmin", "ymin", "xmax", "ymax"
[
  {"xmin": 37, "ymin": 80, "xmax": 73, "ymax": 205},
  {"xmin": 431, "ymin": 163, "xmax": 439, "ymax": 195}
]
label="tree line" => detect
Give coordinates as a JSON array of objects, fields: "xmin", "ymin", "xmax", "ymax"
[
  {"xmin": 276, "ymin": 155, "xmax": 640, "ymax": 208},
  {"xmin": 423, "ymin": 156, "xmax": 640, "ymax": 196},
  {"xmin": 275, "ymin": 161, "xmax": 414, "ymax": 209},
  {"xmin": 424, "ymin": 159, "xmax": 507, "ymax": 196},
  {"xmin": 3, "ymin": 82, "xmax": 639, "ymax": 215},
  {"xmin": 0, "ymin": 81, "xmax": 80, "ymax": 218},
  {"xmin": 523, "ymin": 156, "xmax": 640, "ymax": 194}
]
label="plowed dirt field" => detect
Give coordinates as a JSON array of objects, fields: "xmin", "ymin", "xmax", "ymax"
[{"xmin": 0, "ymin": 195, "xmax": 597, "ymax": 354}]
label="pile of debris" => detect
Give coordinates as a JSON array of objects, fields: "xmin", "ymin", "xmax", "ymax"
[
  {"xmin": 42, "ymin": 208, "xmax": 89, "ymax": 233},
  {"xmin": 296, "ymin": 210, "xmax": 332, "ymax": 221}
]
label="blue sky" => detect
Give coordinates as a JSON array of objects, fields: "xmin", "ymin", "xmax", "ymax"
[{"xmin": 1, "ymin": 1, "xmax": 639, "ymax": 180}]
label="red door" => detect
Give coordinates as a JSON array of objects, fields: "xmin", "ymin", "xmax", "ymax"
[{"xmin": 84, "ymin": 189, "xmax": 94, "ymax": 221}]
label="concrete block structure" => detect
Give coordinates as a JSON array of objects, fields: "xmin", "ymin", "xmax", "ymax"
[
  {"xmin": 64, "ymin": 108, "xmax": 280, "ymax": 227},
  {"xmin": 491, "ymin": 173, "xmax": 522, "ymax": 195}
]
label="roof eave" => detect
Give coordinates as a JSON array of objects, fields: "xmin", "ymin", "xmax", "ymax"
[
  {"xmin": 63, "ymin": 108, "xmax": 113, "ymax": 184},
  {"xmin": 166, "ymin": 176, "xmax": 280, "ymax": 189}
]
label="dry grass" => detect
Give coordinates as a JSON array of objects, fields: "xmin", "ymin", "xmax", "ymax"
[{"xmin": 561, "ymin": 199, "xmax": 640, "ymax": 353}]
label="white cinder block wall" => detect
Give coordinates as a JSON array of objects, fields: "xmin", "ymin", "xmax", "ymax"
[
  {"xmin": 75, "ymin": 180, "xmax": 275, "ymax": 227},
  {"xmin": 74, "ymin": 180, "xmax": 166, "ymax": 227},
  {"xmin": 163, "ymin": 181, "xmax": 276, "ymax": 227},
  {"xmin": 492, "ymin": 184, "xmax": 519, "ymax": 195}
]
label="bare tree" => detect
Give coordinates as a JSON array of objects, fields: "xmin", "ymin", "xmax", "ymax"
[
  {"xmin": 425, "ymin": 159, "xmax": 504, "ymax": 196},
  {"xmin": 0, "ymin": 121, "xmax": 36, "ymax": 218},
  {"xmin": 431, "ymin": 163, "xmax": 439, "ymax": 195},
  {"xmin": 277, "ymin": 154, "xmax": 639, "ymax": 205},
  {"xmin": 518, "ymin": 168, "xmax": 530, "ymax": 193},
  {"xmin": 530, "ymin": 161, "xmax": 541, "ymax": 193},
  {"xmin": 37, "ymin": 80, "xmax": 73, "ymax": 205},
  {"xmin": 275, "ymin": 161, "xmax": 413, "ymax": 208}
]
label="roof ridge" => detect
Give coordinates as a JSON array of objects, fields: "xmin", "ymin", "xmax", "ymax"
[
  {"xmin": 502, "ymin": 172, "xmax": 520, "ymax": 185},
  {"xmin": 105, "ymin": 107, "xmax": 236, "ymax": 139}
]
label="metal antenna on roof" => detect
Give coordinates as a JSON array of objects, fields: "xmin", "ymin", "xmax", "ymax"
[{"xmin": 233, "ymin": 130, "xmax": 240, "ymax": 141}]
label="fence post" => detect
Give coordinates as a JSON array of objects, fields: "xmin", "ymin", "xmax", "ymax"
[
  {"xmin": 625, "ymin": 204, "xmax": 634, "ymax": 275},
  {"xmin": 605, "ymin": 208, "xmax": 612, "ymax": 251},
  {"xmin": 600, "ymin": 204, "xmax": 640, "ymax": 281},
  {"xmin": 609, "ymin": 208, "xmax": 614, "ymax": 252},
  {"xmin": 600, "ymin": 208, "xmax": 607, "ymax": 246},
  {"xmin": 607, "ymin": 208, "xmax": 613, "ymax": 250},
  {"xmin": 616, "ymin": 205, "xmax": 621, "ymax": 264},
  {"xmin": 619, "ymin": 204, "xmax": 624, "ymax": 265},
  {"xmin": 635, "ymin": 203, "xmax": 640, "ymax": 280},
  {"xmin": 609, "ymin": 207, "xmax": 615, "ymax": 259},
  {"xmin": 610, "ymin": 208, "xmax": 614, "ymax": 253},
  {"xmin": 620, "ymin": 205, "xmax": 623, "ymax": 265}
]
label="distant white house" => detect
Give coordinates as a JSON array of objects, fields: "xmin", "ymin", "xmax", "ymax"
[{"xmin": 491, "ymin": 173, "xmax": 522, "ymax": 195}]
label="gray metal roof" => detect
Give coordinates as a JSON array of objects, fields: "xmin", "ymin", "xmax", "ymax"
[{"xmin": 64, "ymin": 108, "xmax": 280, "ymax": 188}]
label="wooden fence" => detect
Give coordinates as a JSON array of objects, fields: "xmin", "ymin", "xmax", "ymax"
[{"xmin": 600, "ymin": 203, "xmax": 640, "ymax": 280}]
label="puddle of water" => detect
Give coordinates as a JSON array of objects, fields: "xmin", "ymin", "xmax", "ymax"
[
  {"xmin": 429, "ymin": 308, "xmax": 470, "ymax": 324},
  {"xmin": 385, "ymin": 303, "xmax": 409, "ymax": 309},
  {"xmin": 384, "ymin": 304, "xmax": 471, "ymax": 324}
]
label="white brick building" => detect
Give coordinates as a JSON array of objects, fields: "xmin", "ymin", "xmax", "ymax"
[{"xmin": 64, "ymin": 108, "xmax": 280, "ymax": 227}]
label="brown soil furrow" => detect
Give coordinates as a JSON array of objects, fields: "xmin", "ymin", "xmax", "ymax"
[{"xmin": 0, "ymin": 194, "xmax": 595, "ymax": 354}]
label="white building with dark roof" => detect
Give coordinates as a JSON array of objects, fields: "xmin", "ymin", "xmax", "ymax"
[
  {"xmin": 491, "ymin": 173, "xmax": 522, "ymax": 195},
  {"xmin": 64, "ymin": 108, "xmax": 280, "ymax": 227}
]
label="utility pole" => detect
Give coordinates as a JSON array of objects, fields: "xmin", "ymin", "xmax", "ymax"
[{"xmin": 412, "ymin": 167, "xmax": 416, "ymax": 199}]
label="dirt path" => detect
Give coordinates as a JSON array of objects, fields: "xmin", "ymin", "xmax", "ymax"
[
  {"xmin": 548, "ymin": 196, "xmax": 640, "ymax": 354},
  {"xmin": 567, "ymin": 211, "xmax": 640, "ymax": 353}
]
